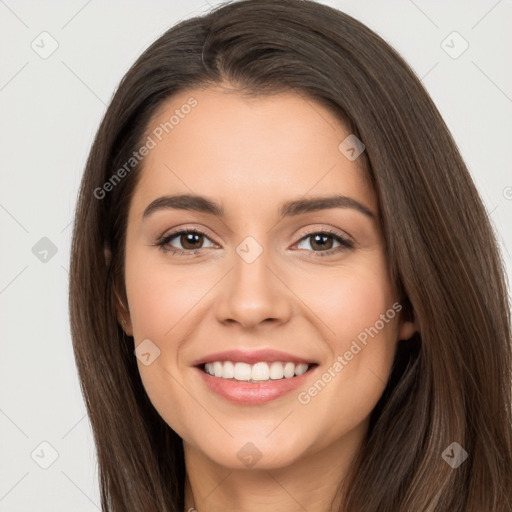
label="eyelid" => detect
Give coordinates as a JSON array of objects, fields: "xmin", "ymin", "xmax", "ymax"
[
  {"xmin": 294, "ymin": 225, "xmax": 354, "ymax": 245},
  {"xmin": 158, "ymin": 224, "xmax": 215, "ymax": 240}
]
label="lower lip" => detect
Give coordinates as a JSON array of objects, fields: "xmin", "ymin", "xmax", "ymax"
[{"xmin": 195, "ymin": 365, "xmax": 318, "ymax": 405}]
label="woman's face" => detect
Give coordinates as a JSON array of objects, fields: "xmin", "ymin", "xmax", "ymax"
[{"xmin": 118, "ymin": 86, "xmax": 415, "ymax": 470}]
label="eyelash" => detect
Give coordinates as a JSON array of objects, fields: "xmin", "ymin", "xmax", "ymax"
[{"xmin": 155, "ymin": 227, "xmax": 354, "ymax": 258}]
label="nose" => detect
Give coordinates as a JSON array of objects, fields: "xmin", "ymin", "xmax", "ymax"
[{"xmin": 214, "ymin": 245, "xmax": 293, "ymax": 329}]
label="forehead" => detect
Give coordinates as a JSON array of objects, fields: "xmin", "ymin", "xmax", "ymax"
[{"xmin": 130, "ymin": 87, "xmax": 375, "ymax": 219}]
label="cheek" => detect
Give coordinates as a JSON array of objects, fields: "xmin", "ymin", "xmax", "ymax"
[
  {"xmin": 293, "ymin": 255, "xmax": 399, "ymax": 423},
  {"xmin": 125, "ymin": 250, "xmax": 204, "ymax": 340},
  {"xmin": 294, "ymin": 252, "xmax": 396, "ymax": 350},
  {"xmin": 124, "ymin": 250, "xmax": 212, "ymax": 424},
  {"xmin": 334, "ymin": 273, "xmax": 395, "ymax": 347},
  {"xmin": 124, "ymin": 256, "xmax": 198, "ymax": 435}
]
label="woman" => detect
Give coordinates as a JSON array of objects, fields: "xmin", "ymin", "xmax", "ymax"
[{"xmin": 68, "ymin": 0, "xmax": 512, "ymax": 510}]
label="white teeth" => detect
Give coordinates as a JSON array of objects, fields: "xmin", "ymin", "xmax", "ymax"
[
  {"xmin": 223, "ymin": 360, "xmax": 234, "ymax": 379},
  {"xmin": 294, "ymin": 363, "xmax": 309, "ymax": 376},
  {"xmin": 251, "ymin": 362, "xmax": 270, "ymax": 381},
  {"xmin": 269, "ymin": 361, "xmax": 284, "ymax": 380},
  {"xmin": 283, "ymin": 362, "xmax": 295, "ymax": 379},
  {"xmin": 202, "ymin": 361, "xmax": 312, "ymax": 381},
  {"xmin": 213, "ymin": 361, "xmax": 223, "ymax": 377},
  {"xmin": 234, "ymin": 362, "xmax": 252, "ymax": 381}
]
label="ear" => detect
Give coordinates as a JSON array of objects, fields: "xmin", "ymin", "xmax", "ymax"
[
  {"xmin": 105, "ymin": 246, "xmax": 134, "ymax": 336},
  {"xmin": 398, "ymin": 311, "xmax": 419, "ymax": 341},
  {"xmin": 104, "ymin": 246, "xmax": 112, "ymax": 267},
  {"xmin": 114, "ymin": 297, "xmax": 134, "ymax": 336}
]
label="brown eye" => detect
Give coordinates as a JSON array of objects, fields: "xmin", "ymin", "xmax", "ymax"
[
  {"xmin": 157, "ymin": 229, "xmax": 216, "ymax": 254},
  {"xmin": 179, "ymin": 232, "xmax": 204, "ymax": 250},
  {"xmin": 308, "ymin": 233, "xmax": 335, "ymax": 251},
  {"xmin": 295, "ymin": 230, "xmax": 354, "ymax": 257}
]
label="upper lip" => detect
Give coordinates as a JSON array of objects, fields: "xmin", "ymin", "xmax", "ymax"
[{"xmin": 192, "ymin": 348, "xmax": 318, "ymax": 366}]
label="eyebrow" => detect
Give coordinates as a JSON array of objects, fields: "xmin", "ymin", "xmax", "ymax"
[{"xmin": 142, "ymin": 193, "xmax": 376, "ymax": 220}]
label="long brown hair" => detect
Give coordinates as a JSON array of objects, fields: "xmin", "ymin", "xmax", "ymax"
[{"xmin": 68, "ymin": 0, "xmax": 512, "ymax": 510}]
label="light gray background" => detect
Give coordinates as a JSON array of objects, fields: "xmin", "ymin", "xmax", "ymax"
[{"xmin": 1, "ymin": 0, "xmax": 511, "ymax": 510}]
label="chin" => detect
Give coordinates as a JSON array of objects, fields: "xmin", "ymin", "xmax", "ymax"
[{"xmin": 184, "ymin": 427, "xmax": 316, "ymax": 471}]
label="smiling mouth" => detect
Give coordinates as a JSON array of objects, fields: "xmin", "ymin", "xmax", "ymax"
[{"xmin": 199, "ymin": 361, "xmax": 318, "ymax": 382}]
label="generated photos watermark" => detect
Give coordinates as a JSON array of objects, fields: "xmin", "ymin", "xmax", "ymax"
[
  {"xmin": 297, "ymin": 301, "xmax": 402, "ymax": 405},
  {"xmin": 93, "ymin": 97, "xmax": 198, "ymax": 200}
]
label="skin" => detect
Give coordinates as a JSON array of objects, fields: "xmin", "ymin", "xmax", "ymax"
[{"xmin": 115, "ymin": 86, "xmax": 417, "ymax": 512}]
